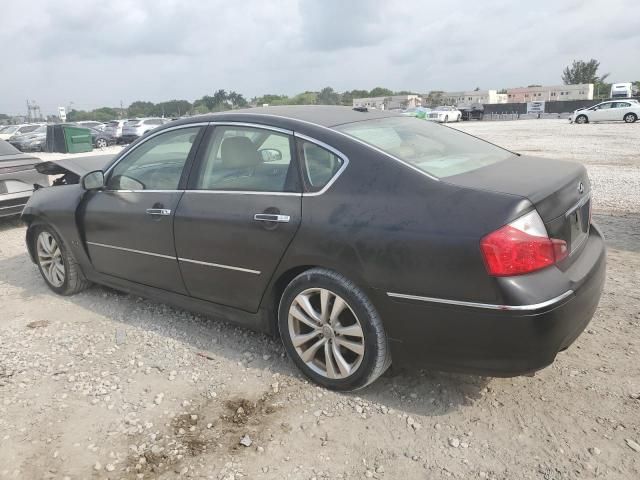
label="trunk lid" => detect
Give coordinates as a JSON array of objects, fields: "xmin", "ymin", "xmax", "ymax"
[{"xmin": 446, "ymin": 155, "xmax": 592, "ymax": 257}]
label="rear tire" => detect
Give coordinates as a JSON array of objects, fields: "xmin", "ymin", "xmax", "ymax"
[
  {"xmin": 575, "ymin": 114, "xmax": 588, "ymax": 124},
  {"xmin": 96, "ymin": 138, "xmax": 108, "ymax": 148},
  {"xmin": 32, "ymin": 225, "xmax": 91, "ymax": 296},
  {"xmin": 624, "ymin": 113, "xmax": 637, "ymax": 123},
  {"xmin": 278, "ymin": 268, "xmax": 391, "ymax": 391}
]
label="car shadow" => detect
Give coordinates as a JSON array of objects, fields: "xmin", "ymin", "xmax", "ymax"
[{"xmin": 0, "ymin": 247, "xmax": 489, "ymax": 417}]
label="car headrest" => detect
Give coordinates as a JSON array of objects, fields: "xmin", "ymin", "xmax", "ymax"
[{"xmin": 220, "ymin": 136, "xmax": 261, "ymax": 169}]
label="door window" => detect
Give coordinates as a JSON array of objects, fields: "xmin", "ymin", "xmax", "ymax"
[
  {"xmin": 298, "ymin": 140, "xmax": 344, "ymax": 192},
  {"xmin": 107, "ymin": 127, "xmax": 200, "ymax": 191},
  {"xmin": 193, "ymin": 126, "xmax": 298, "ymax": 192}
]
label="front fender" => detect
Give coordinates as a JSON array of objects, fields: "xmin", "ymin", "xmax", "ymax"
[{"xmin": 22, "ymin": 185, "xmax": 93, "ymax": 273}]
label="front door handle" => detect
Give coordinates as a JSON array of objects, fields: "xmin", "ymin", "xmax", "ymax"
[
  {"xmin": 146, "ymin": 208, "xmax": 171, "ymax": 216},
  {"xmin": 253, "ymin": 213, "xmax": 290, "ymax": 223}
]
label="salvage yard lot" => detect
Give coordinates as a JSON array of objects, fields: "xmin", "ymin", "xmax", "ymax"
[{"xmin": 1, "ymin": 119, "xmax": 639, "ymax": 479}]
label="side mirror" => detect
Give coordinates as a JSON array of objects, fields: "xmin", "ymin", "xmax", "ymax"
[
  {"xmin": 82, "ymin": 170, "xmax": 105, "ymax": 190},
  {"xmin": 259, "ymin": 148, "xmax": 283, "ymax": 162}
]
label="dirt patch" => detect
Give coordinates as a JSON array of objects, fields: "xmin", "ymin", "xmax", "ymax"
[
  {"xmin": 26, "ymin": 320, "xmax": 49, "ymax": 329},
  {"xmin": 122, "ymin": 391, "xmax": 281, "ymax": 477}
]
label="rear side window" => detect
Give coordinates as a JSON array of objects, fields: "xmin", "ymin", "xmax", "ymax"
[{"xmin": 298, "ymin": 140, "xmax": 344, "ymax": 192}]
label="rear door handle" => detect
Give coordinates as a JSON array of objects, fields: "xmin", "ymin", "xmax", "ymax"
[
  {"xmin": 146, "ymin": 208, "xmax": 171, "ymax": 216},
  {"xmin": 253, "ymin": 213, "xmax": 290, "ymax": 223}
]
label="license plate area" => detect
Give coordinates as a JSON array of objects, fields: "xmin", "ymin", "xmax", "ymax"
[{"xmin": 567, "ymin": 198, "xmax": 590, "ymax": 253}]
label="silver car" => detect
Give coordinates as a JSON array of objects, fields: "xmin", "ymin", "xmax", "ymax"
[
  {"xmin": 0, "ymin": 139, "xmax": 48, "ymax": 218},
  {"xmin": 121, "ymin": 118, "xmax": 168, "ymax": 143},
  {"xmin": 103, "ymin": 120, "xmax": 129, "ymax": 142}
]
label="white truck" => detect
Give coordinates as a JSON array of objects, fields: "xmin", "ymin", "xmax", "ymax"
[{"xmin": 610, "ymin": 83, "xmax": 633, "ymax": 99}]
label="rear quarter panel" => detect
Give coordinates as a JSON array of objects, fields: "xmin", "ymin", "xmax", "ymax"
[{"xmin": 267, "ymin": 127, "xmax": 532, "ymax": 309}]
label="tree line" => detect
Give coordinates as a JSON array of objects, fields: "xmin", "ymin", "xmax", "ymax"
[
  {"xmin": 65, "ymin": 87, "xmax": 412, "ymax": 122},
  {"xmin": 7, "ymin": 60, "xmax": 639, "ymax": 123}
]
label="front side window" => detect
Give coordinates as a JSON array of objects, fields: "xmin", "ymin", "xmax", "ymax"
[
  {"xmin": 298, "ymin": 140, "xmax": 344, "ymax": 192},
  {"xmin": 107, "ymin": 127, "xmax": 200, "ymax": 190},
  {"xmin": 193, "ymin": 126, "xmax": 298, "ymax": 192},
  {"xmin": 335, "ymin": 116, "xmax": 514, "ymax": 179}
]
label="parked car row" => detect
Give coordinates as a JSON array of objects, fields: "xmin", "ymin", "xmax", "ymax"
[{"xmin": 1, "ymin": 117, "xmax": 172, "ymax": 150}]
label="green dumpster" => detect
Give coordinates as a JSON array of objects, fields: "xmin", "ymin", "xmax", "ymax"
[{"xmin": 63, "ymin": 125, "xmax": 92, "ymax": 153}]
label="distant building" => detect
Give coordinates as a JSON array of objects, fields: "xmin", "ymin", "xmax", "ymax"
[
  {"xmin": 441, "ymin": 90, "xmax": 508, "ymax": 106},
  {"xmin": 353, "ymin": 95, "xmax": 421, "ymax": 110},
  {"xmin": 506, "ymin": 84, "xmax": 593, "ymax": 102}
]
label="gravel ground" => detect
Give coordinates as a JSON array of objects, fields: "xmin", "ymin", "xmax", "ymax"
[
  {"xmin": 1, "ymin": 121, "xmax": 639, "ymax": 479},
  {"xmin": 450, "ymin": 119, "xmax": 640, "ymax": 214}
]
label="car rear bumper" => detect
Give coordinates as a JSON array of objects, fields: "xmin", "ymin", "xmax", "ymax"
[
  {"xmin": 121, "ymin": 134, "xmax": 140, "ymax": 143},
  {"xmin": 374, "ymin": 225, "xmax": 606, "ymax": 376},
  {"xmin": 0, "ymin": 194, "xmax": 31, "ymax": 217}
]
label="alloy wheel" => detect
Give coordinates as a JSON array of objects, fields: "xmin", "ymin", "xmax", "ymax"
[
  {"xmin": 96, "ymin": 138, "xmax": 108, "ymax": 148},
  {"xmin": 576, "ymin": 115, "xmax": 587, "ymax": 124},
  {"xmin": 36, "ymin": 231, "xmax": 65, "ymax": 287},
  {"xmin": 624, "ymin": 113, "xmax": 636, "ymax": 123},
  {"xmin": 288, "ymin": 288, "xmax": 365, "ymax": 379}
]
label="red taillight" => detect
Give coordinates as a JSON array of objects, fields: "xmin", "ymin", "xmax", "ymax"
[{"xmin": 480, "ymin": 210, "xmax": 568, "ymax": 277}]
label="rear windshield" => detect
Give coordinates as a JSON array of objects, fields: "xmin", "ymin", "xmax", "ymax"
[{"xmin": 335, "ymin": 117, "xmax": 514, "ymax": 178}]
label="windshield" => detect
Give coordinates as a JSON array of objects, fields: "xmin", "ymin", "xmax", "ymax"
[
  {"xmin": 2, "ymin": 126, "xmax": 20, "ymax": 134},
  {"xmin": 335, "ymin": 117, "xmax": 515, "ymax": 178}
]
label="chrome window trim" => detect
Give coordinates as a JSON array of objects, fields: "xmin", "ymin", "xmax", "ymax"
[
  {"xmin": 183, "ymin": 190, "xmax": 300, "ymax": 196},
  {"xmin": 103, "ymin": 122, "xmax": 210, "ymax": 178},
  {"xmin": 178, "ymin": 257, "xmax": 260, "ymax": 275},
  {"xmin": 208, "ymin": 121, "xmax": 293, "ymax": 135},
  {"xmin": 99, "ymin": 189, "xmax": 182, "ymax": 194},
  {"xmin": 86, "ymin": 241, "xmax": 176, "ymax": 260},
  {"xmin": 294, "ymin": 132, "xmax": 350, "ymax": 197},
  {"xmin": 386, "ymin": 290, "xmax": 574, "ymax": 311},
  {"xmin": 241, "ymin": 112, "xmax": 440, "ymax": 182}
]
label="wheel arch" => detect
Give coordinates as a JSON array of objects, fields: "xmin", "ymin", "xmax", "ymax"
[{"xmin": 262, "ymin": 264, "xmax": 318, "ymax": 336}]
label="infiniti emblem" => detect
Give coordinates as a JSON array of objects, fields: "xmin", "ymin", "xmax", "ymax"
[{"xmin": 578, "ymin": 181, "xmax": 584, "ymax": 194}]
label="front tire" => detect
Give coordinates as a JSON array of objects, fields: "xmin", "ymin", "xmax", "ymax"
[
  {"xmin": 278, "ymin": 268, "xmax": 391, "ymax": 391},
  {"xmin": 624, "ymin": 113, "xmax": 637, "ymax": 123},
  {"xmin": 444, "ymin": 115, "xmax": 449, "ymax": 123},
  {"xmin": 575, "ymin": 114, "xmax": 588, "ymax": 124},
  {"xmin": 33, "ymin": 225, "xmax": 90, "ymax": 296}
]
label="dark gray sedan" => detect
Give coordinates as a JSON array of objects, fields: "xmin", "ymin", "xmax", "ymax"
[{"xmin": 21, "ymin": 106, "xmax": 605, "ymax": 390}]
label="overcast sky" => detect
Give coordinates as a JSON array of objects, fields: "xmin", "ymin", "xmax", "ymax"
[{"xmin": 2, "ymin": 0, "xmax": 639, "ymax": 115}]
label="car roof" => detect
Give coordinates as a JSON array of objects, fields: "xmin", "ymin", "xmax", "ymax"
[{"xmin": 188, "ymin": 106, "xmax": 402, "ymax": 128}]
